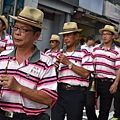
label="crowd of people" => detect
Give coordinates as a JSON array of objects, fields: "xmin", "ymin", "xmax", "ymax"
[{"xmin": 0, "ymin": 5, "xmax": 120, "ymax": 120}]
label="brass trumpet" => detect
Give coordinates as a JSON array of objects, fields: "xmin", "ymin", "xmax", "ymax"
[
  {"xmin": 89, "ymin": 64, "xmax": 97, "ymax": 92},
  {"xmin": 89, "ymin": 78, "xmax": 96, "ymax": 92}
]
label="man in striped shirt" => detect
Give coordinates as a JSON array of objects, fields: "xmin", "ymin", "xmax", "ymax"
[
  {"xmin": 51, "ymin": 22, "xmax": 94, "ymax": 120},
  {"xmin": 45, "ymin": 34, "xmax": 61, "ymax": 63},
  {"xmin": 112, "ymin": 35, "xmax": 120, "ymax": 120},
  {"xmin": 0, "ymin": 15, "xmax": 14, "ymax": 53},
  {"xmin": 86, "ymin": 25, "xmax": 120, "ymax": 120},
  {"xmin": 0, "ymin": 6, "xmax": 57, "ymax": 120}
]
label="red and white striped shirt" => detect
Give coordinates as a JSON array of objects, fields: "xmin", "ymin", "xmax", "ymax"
[
  {"xmin": 92, "ymin": 43, "xmax": 120, "ymax": 79},
  {"xmin": 0, "ymin": 46, "xmax": 57, "ymax": 115},
  {"xmin": 0, "ymin": 31, "xmax": 14, "ymax": 50},
  {"xmin": 57, "ymin": 46, "xmax": 94, "ymax": 87},
  {"xmin": 45, "ymin": 49, "xmax": 60, "ymax": 63}
]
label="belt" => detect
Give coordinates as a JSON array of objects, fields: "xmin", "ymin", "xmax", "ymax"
[
  {"xmin": 0, "ymin": 108, "xmax": 37, "ymax": 118},
  {"xmin": 97, "ymin": 78, "xmax": 114, "ymax": 82},
  {"xmin": 59, "ymin": 83, "xmax": 87, "ymax": 92}
]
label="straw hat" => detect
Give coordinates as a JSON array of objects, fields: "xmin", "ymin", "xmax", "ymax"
[
  {"xmin": 9, "ymin": 6, "xmax": 47, "ymax": 30},
  {"xmin": 49, "ymin": 34, "xmax": 61, "ymax": 43},
  {"xmin": 0, "ymin": 15, "xmax": 8, "ymax": 30},
  {"xmin": 99, "ymin": 25, "xmax": 118, "ymax": 37},
  {"xmin": 59, "ymin": 22, "xmax": 82, "ymax": 34}
]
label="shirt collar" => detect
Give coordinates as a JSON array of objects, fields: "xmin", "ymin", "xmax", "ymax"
[
  {"xmin": 75, "ymin": 42, "xmax": 81, "ymax": 50},
  {"xmin": 99, "ymin": 42, "xmax": 115, "ymax": 49},
  {"xmin": 7, "ymin": 45, "xmax": 40, "ymax": 63},
  {"xmin": 1, "ymin": 31, "xmax": 6, "ymax": 39},
  {"xmin": 84, "ymin": 43, "xmax": 88, "ymax": 47}
]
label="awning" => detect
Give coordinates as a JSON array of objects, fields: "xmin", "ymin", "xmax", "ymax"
[
  {"xmin": 111, "ymin": 22, "xmax": 119, "ymax": 30},
  {"xmin": 84, "ymin": 13, "xmax": 111, "ymax": 24}
]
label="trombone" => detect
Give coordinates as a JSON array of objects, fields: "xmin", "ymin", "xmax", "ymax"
[{"xmin": 89, "ymin": 64, "xmax": 97, "ymax": 92}]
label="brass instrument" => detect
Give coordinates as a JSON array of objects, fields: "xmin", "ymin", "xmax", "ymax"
[{"xmin": 89, "ymin": 64, "xmax": 97, "ymax": 92}]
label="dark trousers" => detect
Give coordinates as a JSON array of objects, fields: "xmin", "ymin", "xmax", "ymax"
[
  {"xmin": 85, "ymin": 78, "xmax": 98, "ymax": 120},
  {"xmin": 86, "ymin": 78, "xmax": 114, "ymax": 120},
  {"xmin": 0, "ymin": 108, "xmax": 50, "ymax": 120},
  {"xmin": 51, "ymin": 83, "xmax": 86, "ymax": 120},
  {"xmin": 114, "ymin": 83, "xmax": 120, "ymax": 118},
  {"xmin": 0, "ymin": 114, "xmax": 37, "ymax": 120},
  {"xmin": 86, "ymin": 89, "xmax": 98, "ymax": 120}
]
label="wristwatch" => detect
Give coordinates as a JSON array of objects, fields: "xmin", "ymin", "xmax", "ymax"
[{"xmin": 68, "ymin": 63, "xmax": 73, "ymax": 69}]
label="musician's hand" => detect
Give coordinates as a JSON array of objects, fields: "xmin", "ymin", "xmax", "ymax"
[
  {"xmin": 109, "ymin": 81, "xmax": 118, "ymax": 94},
  {"xmin": 54, "ymin": 59, "xmax": 60, "ymax": 68},
  {"xmin": 0, "ymin": 74, "xmax": 22, "ymax": 92},
  {"xmin": 59, "ymin": 53, "xmax": 71, "ymax": 65},
  {"xmin": 49, "ymin": 54, "xmax": 53, "ymax": 57}
]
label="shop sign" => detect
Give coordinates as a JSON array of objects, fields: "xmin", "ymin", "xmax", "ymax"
[
  {"xmin": 79, "ymin": 0, "xmax": 103, "ymax": 15},
  {"xmin": 60, "ymin": 0, "xmax": 79, "ymax": 7},
  {"xmin": 103, "ymin": 1, "xmax": 120, "ymax": 23}
]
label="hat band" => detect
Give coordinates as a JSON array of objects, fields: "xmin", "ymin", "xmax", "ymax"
[
  {"xmin": 63, "ymin": 28, "xmax": 78, "ymax": 32},
  {"xmin": 18, "ymin": 15, "xmax": 42, "ymax": 26}
]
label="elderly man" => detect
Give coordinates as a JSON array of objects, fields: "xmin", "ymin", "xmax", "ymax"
[
  {"xmin": 0, "ymin": 6, "xmax": 57, "ymax": 120},
  {"xmin": 51, "ymin": 22, "xmax": 94, "ymax": 120}
]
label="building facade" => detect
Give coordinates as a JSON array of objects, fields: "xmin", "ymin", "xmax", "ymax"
[{"xmin": 1, "ymin": 0, "xmax": 120, "ymax": 51}]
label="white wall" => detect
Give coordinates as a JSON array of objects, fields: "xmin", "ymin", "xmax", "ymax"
[{"xmin": 24, "ymin": 0, "xmax": 38, "ymax": 7}]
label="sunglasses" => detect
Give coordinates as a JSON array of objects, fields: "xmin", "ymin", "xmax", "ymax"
[{"xmin": 50, "ymin": 41, "xmax": 57, "ymax": 43}]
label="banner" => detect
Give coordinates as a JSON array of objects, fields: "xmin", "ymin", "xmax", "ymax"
[{"xmin": 79, "ymin": 0, "xmax": 103, "ymax": 15}]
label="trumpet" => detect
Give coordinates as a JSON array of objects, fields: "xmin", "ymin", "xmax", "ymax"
[{"xmin": 89, "ymin": 64, "xmax": 97, "ymax": 92}]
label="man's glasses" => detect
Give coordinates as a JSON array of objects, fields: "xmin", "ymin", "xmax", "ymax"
[
  {"xmin": 12, "ymin": 26, "xmax": 36, "ymax": 34},
  {"xmin": 101, "ymin": 33, "xmax": 112, "ymax": 36}
]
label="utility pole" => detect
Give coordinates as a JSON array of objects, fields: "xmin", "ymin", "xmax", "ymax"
[{"xmin": 9, "ymin": 0, "xmax": 18, "ymax": 34}]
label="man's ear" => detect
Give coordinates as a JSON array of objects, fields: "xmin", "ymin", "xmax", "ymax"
[
  {"xmin": 57, "ymin": 42, "xmax": 60, "ymax": 46},
  {"xmin": 75, "ymin": 33, "xmax": 79, "ymax": 40},
  {"xmin": 34, "ymin": 32, "xmax": 41, "ymax": 41},
  {"xmin": 2, "ymin": 25, "xmax": 6, "ymax": 30},
  {"xmin": 112, "ymin": 34, "xmax": 116, "ymax": 40}
]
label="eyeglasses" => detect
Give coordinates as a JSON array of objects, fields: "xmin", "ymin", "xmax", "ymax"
[
  {"xmin": 12, "ymin": 26, "xmax": 36, "ymax": 34},
  {"xmin": 101, "ymin": 33, "xmax": 112, "ymax": 36}
]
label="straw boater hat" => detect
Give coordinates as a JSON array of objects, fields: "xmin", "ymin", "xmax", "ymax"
[
  {"xmin": 59, "ymin": 22, "xmax": 82, "ymax": 34},
  {"xmin": 9, "ymin": 6, "xmax": 47, "ymax": 30},
  {"xmin": 49, "ymin": 34, "xmax": 61, "ymax": 43},
  {"xmin": 99, "ymin": 25, "xmax": 118, "ymax": 37},
  {"xmin": 0, "ymin": 15, "xmax": 8, "ymax": 30}
]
